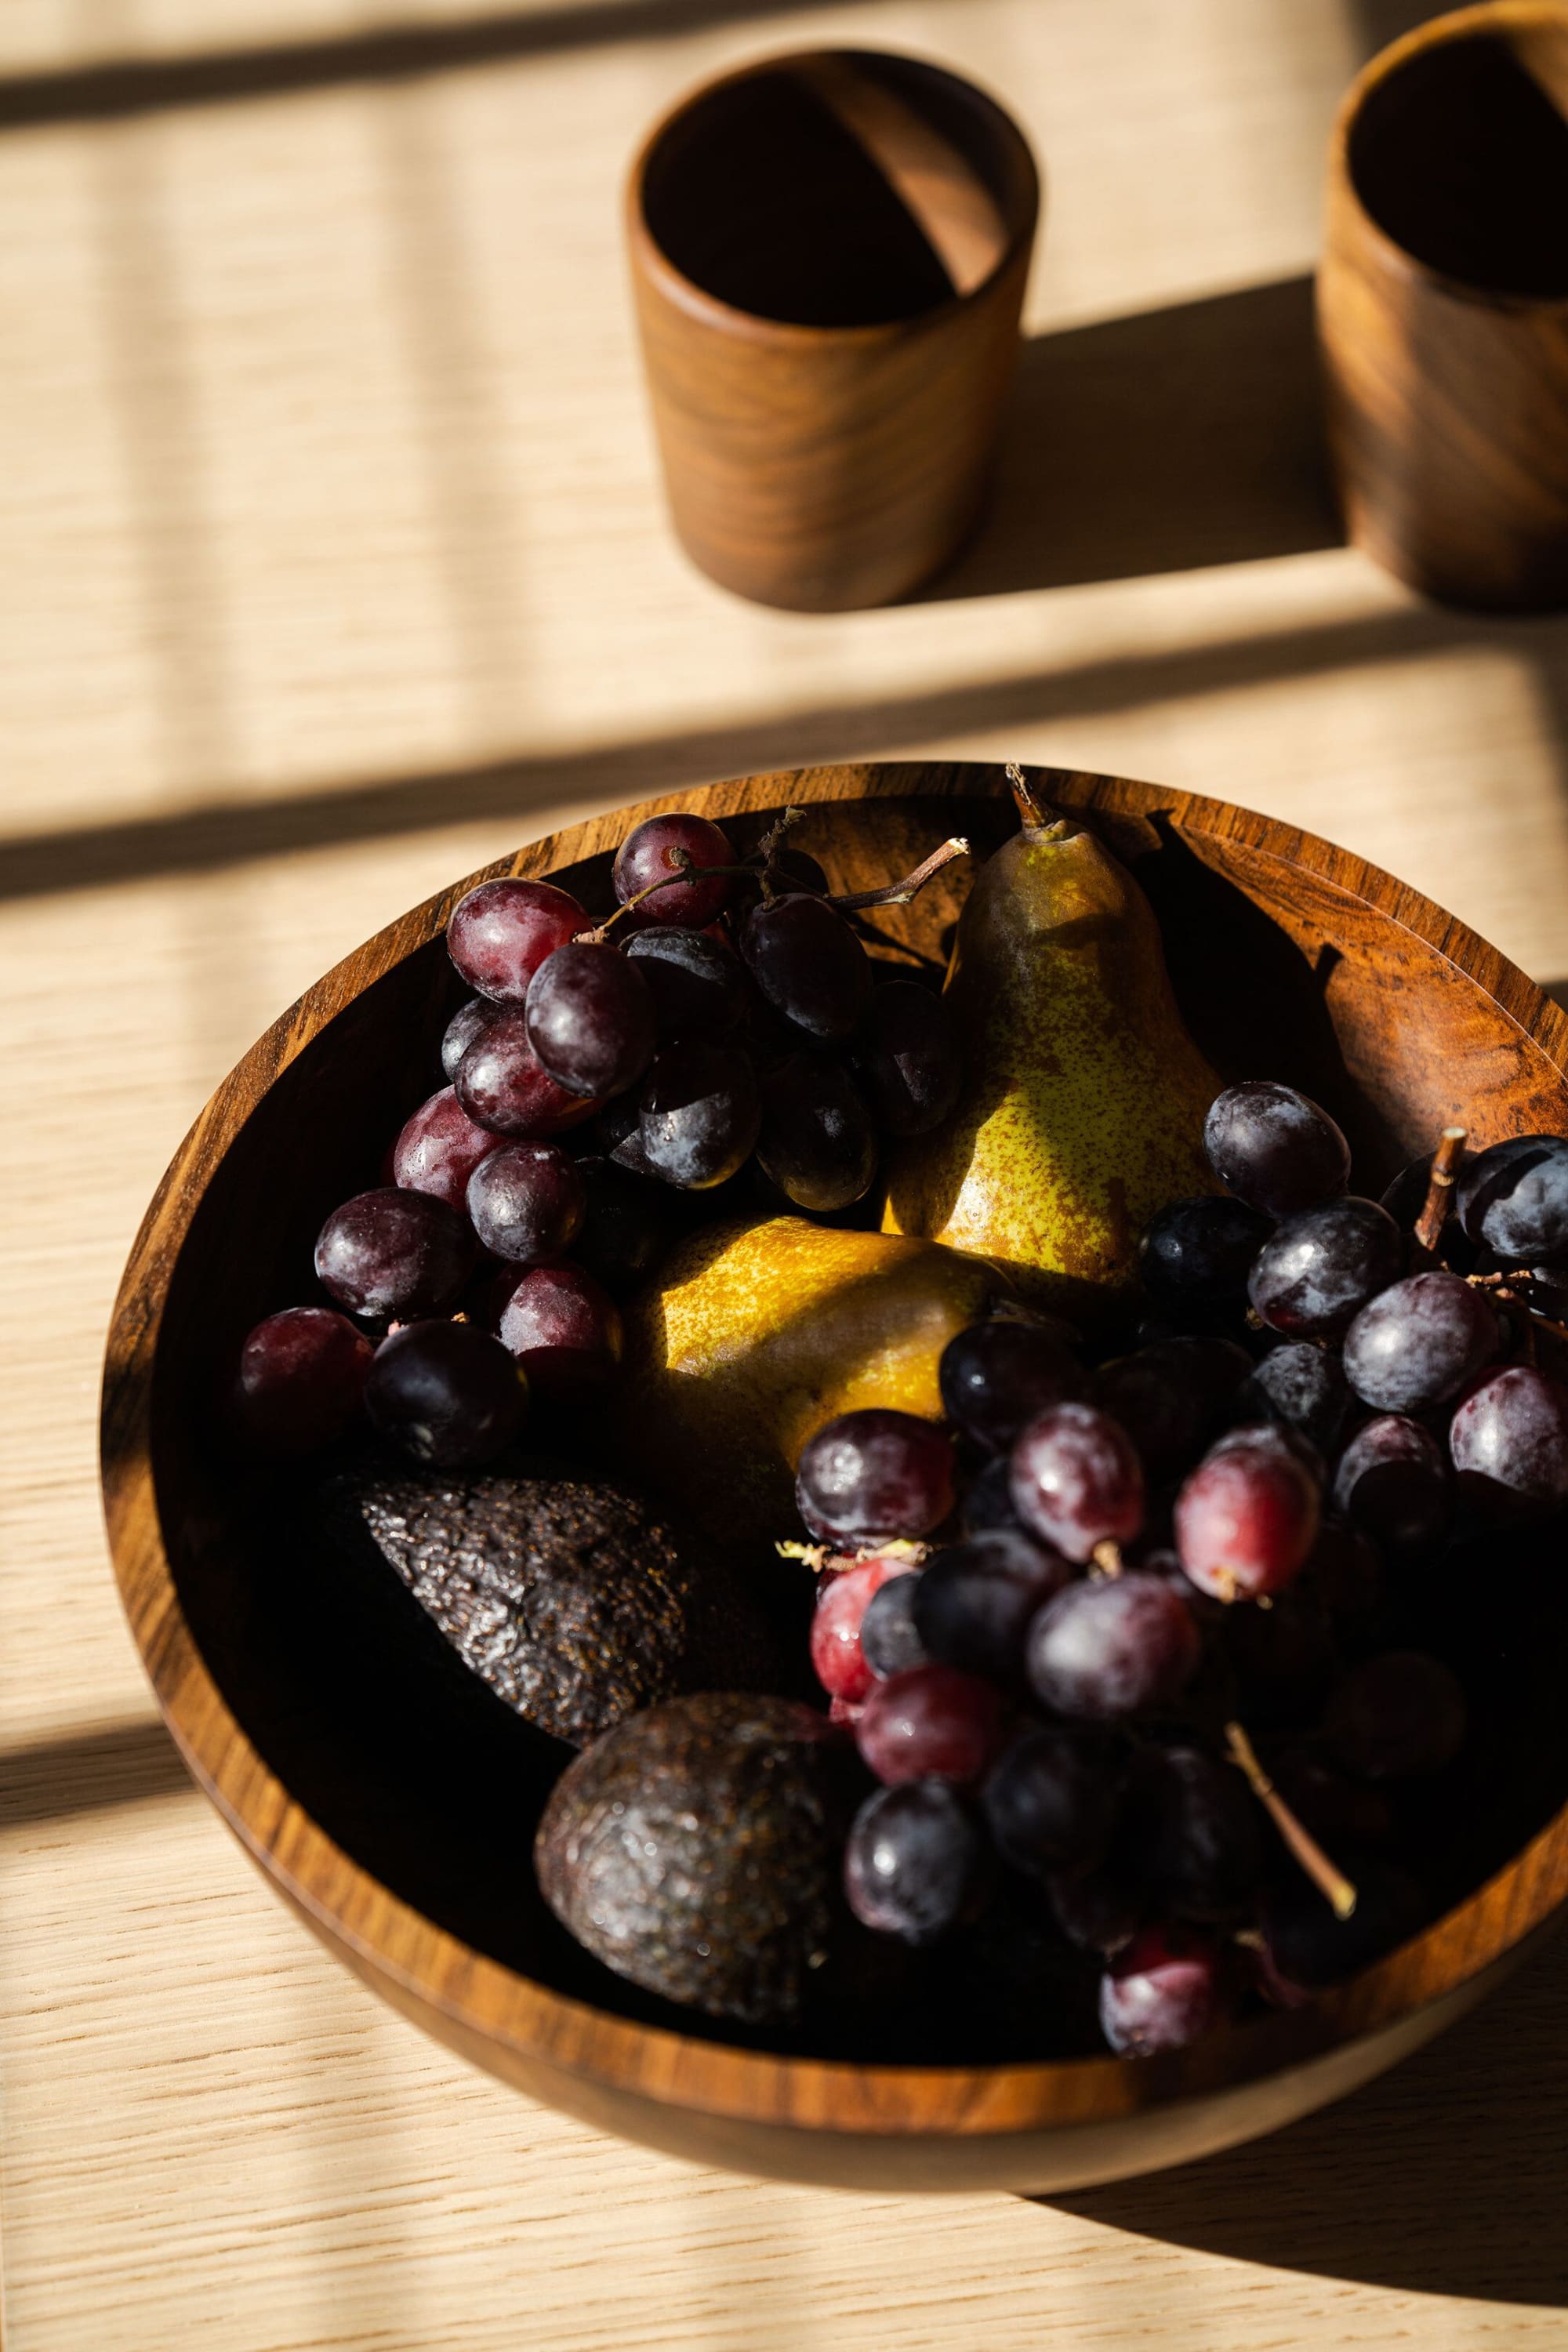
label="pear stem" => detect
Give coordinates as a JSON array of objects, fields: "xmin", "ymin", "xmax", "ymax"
[
  {"xmin": 1225, "ymin": 1720, "xmax": 1359, "ymax": 1920},
  {"xmin": 1004, "ymin": 760, "xmax": 1051, "ymax": 828},
  {"xmin": 832, "ymin": 837, "xmax": 971, "ymax": 912},
  {"xmin": 1414, "ymin": 1127, "xmax": 1468, "ymax": 1259}
]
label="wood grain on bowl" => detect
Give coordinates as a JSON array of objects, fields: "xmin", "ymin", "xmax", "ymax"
[{"xmin": 101, "ymin": 761, "xmax": 1568, "ymax": 2191}]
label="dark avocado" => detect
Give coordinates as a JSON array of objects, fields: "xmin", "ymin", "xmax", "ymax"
[
  {"xmin": 535, "ymin": 1692, "xmax": 847, "ymax": 2022},
  {"xmin": 328, "ymin": 1458, "xmax": 785, "ymax": 1748}
]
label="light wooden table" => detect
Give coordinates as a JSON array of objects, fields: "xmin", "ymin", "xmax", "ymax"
[{"xmin": 5, "ymin": 0, "xmax": 1568, "ymax": 2344}]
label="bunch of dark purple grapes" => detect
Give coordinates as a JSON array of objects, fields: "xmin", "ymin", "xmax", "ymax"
[
  {"xmin": 800, "ymin": 1083, "xmax": 1568, "ymax": 2059},
  {"xmin": 230, "ymin": 811, "xmax": 964, "ymax": 1469}
]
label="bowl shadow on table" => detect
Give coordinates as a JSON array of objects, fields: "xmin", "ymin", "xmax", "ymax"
[
  {"xmin": 1040, "ymin": 1920, "xmax": 1568, "ymax": 2307},
  {"xmin": 923, "ymin": 274, "xmax": 1341, "ymax": 603}
]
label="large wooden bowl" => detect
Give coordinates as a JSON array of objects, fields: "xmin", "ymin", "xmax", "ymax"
[{"xmin": 101, "ymin": 761, "xmax": 1568, "ymax": 2193}]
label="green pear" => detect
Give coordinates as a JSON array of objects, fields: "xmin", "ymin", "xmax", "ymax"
[
  {"xmin": 884, "ymin": 773, "xmax": 1220, "ymax": 1319},
  {"xmin": 617, "ymin": 1214, "xmax": 1009, "ymax": 1544}
]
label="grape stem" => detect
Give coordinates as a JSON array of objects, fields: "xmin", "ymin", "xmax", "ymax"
[
  {"xmin": 1090, "ymin": 1540, "xmax": 1123, "ymax": 1577},
  {"xmin": 1413, "ymin": 1126, "xmax": 1467, "ymax": 1258},
  {"xmin": 1225, "ymin": 1720, "xmax": 1359, "ymax": 1921},
  {"xmin": 775, "ymin": 1537, "xmax": 930, "ymax": 1574},
  {"xmin": 832, "ymin": 837, "xmax": 971, "ymax": 912}
]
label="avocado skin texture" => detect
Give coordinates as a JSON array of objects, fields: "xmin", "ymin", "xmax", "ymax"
[
  {"xmin": 618, "ymin": 1214, "xmax": 1009, "ymax": 1544},
  {"xmin": 883, "ymin": 817, "xmax": 1220, "ymax": 1319},
  {"xmin": 535, "ymin": 1692, "xmax": 845, "ymax": 2023},
  {"xmin": 328, "ymin": 1456, "xmax": 785, "ymax": 1747}
]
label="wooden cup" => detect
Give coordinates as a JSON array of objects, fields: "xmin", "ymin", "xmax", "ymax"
[
  {"xmin": 1319, "ymin": 0, "xmax": 1568, "ymax": 610},
  {"xmin": 626, "ymin": 49, "xmax": 1040, "ymax": 611}
]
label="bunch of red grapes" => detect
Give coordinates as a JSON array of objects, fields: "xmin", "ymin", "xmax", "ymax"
[
  {"xmin": 230, "ymin": 812, "xmax": 959, "ymax": 1465},
  {"xmin": 806, "ymin": 1086, "xmax": 1568, "ymax": 2056}
]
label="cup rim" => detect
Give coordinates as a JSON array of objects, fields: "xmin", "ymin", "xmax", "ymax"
[
  {"xmin": 625, "ymin": 44, "xmax": 1041, "ymax": 346},
  {"xmin": 1328, "ymin": 0, "xmax": 1568, "ymax": 313}
]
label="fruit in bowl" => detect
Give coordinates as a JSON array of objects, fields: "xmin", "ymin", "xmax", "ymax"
[{"xmin": 103, "ymin": 762, "xmax": 1568, "ymax": 2193}]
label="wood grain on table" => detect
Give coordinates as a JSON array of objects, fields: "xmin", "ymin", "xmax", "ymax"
[{"xmin": 4, "ymin": 0, "xmax": 1568, "ymax": 2343}]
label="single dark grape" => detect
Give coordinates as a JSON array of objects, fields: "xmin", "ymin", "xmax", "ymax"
[
  {"xmin": 495, "ymin": 1262, "xmax": 622, "ymax": 1396},
  {"xmin": 314, "ymin": 1187, "xmax": 476, "ymax": 1321},
  {"xmin": 911, "ymin": 1530, "xmax": 1073, "ymax": 1686},
  {"xmin": 1324, "ymin": 1650, "xmax": 1467, "ymax": 1780},
  {"xmin": 809, "ymin": 1556, "xmax": 916, "ymax": 1704},
  {"xmin": 757, "ymin": 1051, "xmax": 877, "ymax": 1211},
  {"xmin": 1009, "ymin": 1403, "xmax": 1145, "ymax": 1562},
  {"xmin": 844, "ymin": 1780, "xmax": 989, "ymax": 1944},
  {"xmin": 961, "ymin": 1454, "xmax": 1025, "ymax": 1537},
  {"xmin": 635, "ymin": 1040, "xmax": 761, "ymax": 1189},
  {"xmin": 465, "ymin": 1141, "xmax": 586, "ymax": 1266},
  {"xmin": 440, "ymin": 995, "xmax": 494, "ymax": 1080},
  {"xmin": 1174, "ymin": 1432, "xmax": 1320, "ymax": 1602},
  {"xmin": 797, "ymin": 1409, "xmax": 956, "ymax": 1544},
  {"xmin": 1138, "ymin": 1195, "xmax": 1272, "ymax": 1307},
  {"xmin": 982, "ymin": 1727, "xmax": 1122, "ymax": 1876},
  {"xmin": 1025, "ymin": 1571, "xmax": 1200, "ymax": 1721},
  {"xmin": 1098, "ymin": 1926, "xmax": 1225, "ymax": 2056},
  {"xmin": 1333, "ymin": 1414, "xmax": 1450, "ymax": 1549},
  {"xmin": 771, "ymin": 845, "xmax": 829, "ymax": 895},
  {"xmin": 524, "ymin": 942, "xmax": 655, "ymax": 1101},
  {"xmin": 855, "ymin": 1665, "xmax": 1007, "ymax": 1787},
  {"xmin": 1342, "ymin": 1270, "xmax": 1499, "ymax": 1414},
  {"xmin": 1127, "ymin": 1744, "xmax": 1261, "ymax": 1923},
  {"xmin": 364, "ymin": 1319, "xmax": 524, "ymax": 1467},
  {"xmin": 1222, "ymin": 1583, "xmax": 1334, "ymax": 1724},
  {"xmin": 612, "ymin": 812, "xmax": 739, "ymax": 928},
  {"xmin": 624, "ymin": 925, "xmax": 746, "ymax": 1040},
  {"xmin": 1455, "ymin": 1133, "xmax": 1568, "ymax": 1265},
  {"xmin": 1449, "ymin": 1364, "xmax": 1568, "ymax": 1510},
  {"xmin": 390, "ymin": 1084, "xmax": 499, "ymax": 1212},
  {"xmin": 572, "ymin": 1154, "xmax": 673, "ymax": 1291},
  {"xmin": 233, "ymin": 1305, "xmax": 374, "ymax": 1454},
  {"xmin": 456, "ymin": 1006, "xmax": 601, "ymax": 1138},
  {"xmin": 446, "ymin": 877, "xmax": 585, "ymax": 1003},
  {"xmin": 1247, "ymin": 1196, "xmax": 1403, "ymax": 1338},
  {"xmin": 1237, "ymin": 1341, "xmax": 1352, "ymax": 1451},
  {"xmin": 1093, "ymin": 1339, "xmax": 1247, "ymax": 1482},
  {"xmin": 939, "ymin": 1319, "xmax": 1084, "ymax": 1454},
  {"xmin": 1203, "ymin": 1081, "xmax": 1351, "ymax": 1217},
  {"xmin": 1047, "ymin": 1858, "xmax": 1147, "ymax": 1955},
  {"xmin": 850, "ymin": 981, "xmax": 961, "ymax": 1138},
  {"xmin": 860, "ymin": 1570, "xmax": 931, "ymax": 1680},
  {"xmin": 739, "ymin": 891, "xmax": 872, "ymax": 1040},
  {"xmin": 1261, "ymin": 1856, "xmax": 1425, "ymax": 1988}
]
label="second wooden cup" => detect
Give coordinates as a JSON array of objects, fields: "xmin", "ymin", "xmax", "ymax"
[
  {"xmin": 1319, "ymin": 0, "xmax": 1568, "ymax": 610},
  {"xmin": 626, "ymin": 50, "xmax": 1040, "ymax": 612}
]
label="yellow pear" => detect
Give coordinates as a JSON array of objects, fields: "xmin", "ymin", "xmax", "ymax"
[
  {"xmin": 618, "ymin": 1215, "xmax": 1008, "ymax": 1544},
  {"xmin": 884, "ymin": 775, "xmax": 1220, "ymax": 1319}
]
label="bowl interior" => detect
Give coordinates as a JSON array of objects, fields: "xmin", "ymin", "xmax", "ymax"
[{"xmin": 138, "ymin": 777, "xmax": 1568, "ymax": 2067}]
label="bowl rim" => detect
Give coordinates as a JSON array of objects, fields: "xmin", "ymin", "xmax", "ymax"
[{"xmin": 100, "ymin": 757, "xmax": 1568, "ymax": 2140}]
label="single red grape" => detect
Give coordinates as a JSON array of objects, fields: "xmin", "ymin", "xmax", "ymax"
[
  {"xmin": 495, "ymin": 1262, "xmax": 623, "ymax": 1396},
  {"xmin": 391, "ymin": 1084, "xmax": 499, "ymax": 1210},
  {"xmin": 525, "ymin": 942, "xmax": 656, "ymax": 1101},
  {"xmin": 612, "ymin": 812, "xmax": 739, "ymax": 928},
  {"xmin": 447, "ymin": 877, "xmax": 584, "ymax": 1002},
  {"xmin": 855, "ymin": 1665, "xmax": 1007, "ymax": 1787},
  {"xmin": 1009, "ymin": 1402, "xmax": 1145, "ymax": 1562},
  {"xmin": 465, "ymin": 1141, "xmax": 586, "ymax": 1266},
  {"xmin": 1174, "ymin": 1433, "xmax": 1319, "ymax": 1601},
  {"xmin": 233, "ymin": 1305, "xmax": 373, "ymax": 1454},
  {"xmin": 796, "ymin": 1409, "xmax": 956, "ymax": 1544},
  {"xmin": 1098, "ymin": 1926, "xmax": 1225, "ymax": 2056},
  {"xmin": 314, "ymin": 1187, "xmax": 476, "ymax": 1321},
  {"xmin": 456, "ymin": 1006, "xmax": 602, "ymax": 1138},
  {"xmin": 365, "ymin": 1318, "xmax": 524, "ymax": 1466}
]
